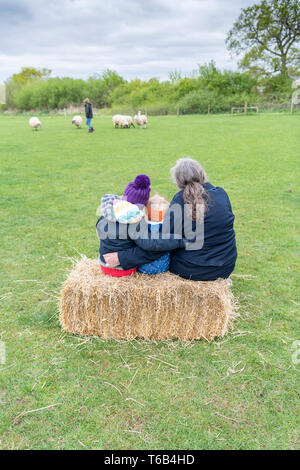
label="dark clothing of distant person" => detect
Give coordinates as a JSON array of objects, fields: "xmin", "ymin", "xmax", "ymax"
[
  {"xmin": 84, "ymin": 102, "xmax": 93, "ymax": 131},
  {"xmin": 85, "ymin": 102, "xmax": 93, "ymax": 118}
]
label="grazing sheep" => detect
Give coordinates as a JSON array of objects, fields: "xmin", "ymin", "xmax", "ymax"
[
  {"xmin": 126, "ymin": 115, "xmax": 135, "ymax": 128},
  {"xmin": 72, "ymin": 115, "xmax": 83, "ymax": 128},
  {"xmin": 112, "ymin": 114, "xmax": 122, "ymax": 128},
  {"xmin": 112, "ymin": 114, "xmax": 135, "ymax": 128},
  {"xmin": 29, "ymin": 117, "xmax": 42, "ymax": 131},
  {"xmin": 117, "ymin": 115, "xmax": 126, "ymax": 127},
  {"xmin": 134, "ymin": 110, "xmax": 147, "ymax": 128},
  {"xmin": 121, "ymin": 115, "xmax": 135, "ymax": 128}
]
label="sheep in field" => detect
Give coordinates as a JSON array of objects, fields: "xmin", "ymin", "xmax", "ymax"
[
  {"xmin": 134, "ymin": 110, "xmax": 147, "ymax": 128},
  {"xmin": 122, "ymin": 115, "xmax": 135, "ymax": 128},
  {"xmin": 112, "ymin": 114, "xmax": 135, "ymax": 128},
  {"xmin": 72, "ymin": 115, "xmax": 83, "ymax": 128},
  {"xmin": 29, "ymin": 117, "xmax": 42, "ymax": 131},
  {"xmin": 112, "ymin": 114, "xmax": 122, "ymax": 127}
]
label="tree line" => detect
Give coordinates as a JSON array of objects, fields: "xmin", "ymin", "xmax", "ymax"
[{"xmin": 2, "ymin": 62, "xmax": 294, "ymax": 114}]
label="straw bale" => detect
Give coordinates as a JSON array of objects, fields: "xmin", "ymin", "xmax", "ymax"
[{"xmin": 59, "ymin": 257, "xmax": 236, "ymax": 341}]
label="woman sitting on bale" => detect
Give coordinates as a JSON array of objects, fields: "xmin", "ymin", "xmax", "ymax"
[
  {"xmin": 104, "ymin": 158, "xmax": 237, "ymax": 281},
  {"xmin": 96, "ymin": 174, "xmax": 186, "ymax": 277}
]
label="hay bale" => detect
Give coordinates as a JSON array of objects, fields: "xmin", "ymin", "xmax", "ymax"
[{"xmin": 59, "ymin": 257, "xmax": 235, "ymax": 341}]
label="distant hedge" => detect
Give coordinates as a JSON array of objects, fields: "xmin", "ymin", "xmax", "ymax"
[{"xmin": 3, "ymin": 62, "xmax": 295, "ymax": 114}]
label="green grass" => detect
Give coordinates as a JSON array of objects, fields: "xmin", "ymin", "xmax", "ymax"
[{"xmin": 0, "ymin": 114, "xmax": 299, "ymax": 450}]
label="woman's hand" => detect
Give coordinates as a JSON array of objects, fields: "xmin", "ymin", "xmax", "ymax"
[{"xmin": 103, "ymin": 252, "xmax": 120, "ymax": 268}]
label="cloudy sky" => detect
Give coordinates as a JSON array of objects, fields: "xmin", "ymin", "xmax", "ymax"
[{"xmin": 0, "ymin": 0, "xmax": 252, "ymax": 82}]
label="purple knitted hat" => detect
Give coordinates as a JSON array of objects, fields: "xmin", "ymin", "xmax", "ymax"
[{"xmin": 123, "ymin": 174, "xmax": 151, "ymax": 206}]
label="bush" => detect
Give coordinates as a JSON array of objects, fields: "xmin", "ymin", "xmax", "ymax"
[
  {"xmin": 14, "ymin": 78, "xmax": 87, "ymax": 110},
  {"xmin": 143, "ymin": 102, "xmax": 176, "ymax": 115},
  {"xmin": 177, "ymin": 89, "xmax": 258, "ymax": 114},
  {"xmin": 177, "ymin": 90, "xmax": 218, "ymax": 114},
  {"xmin": 100, "ymin": 102, "xmax": 176, "ymax": 117}
]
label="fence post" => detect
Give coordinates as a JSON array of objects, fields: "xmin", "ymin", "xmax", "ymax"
[
  {"xmin": 208, "ymin": 104, "xmax": 210, "ymax": 115},
  {"xmin": 244, "ymin": 101, "xmax": 248, "ymax": 115}
]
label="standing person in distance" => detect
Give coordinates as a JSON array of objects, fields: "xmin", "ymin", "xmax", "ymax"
[{"xmin": 84, "ymin": 98, "xmax": 94, "ymax": 133}]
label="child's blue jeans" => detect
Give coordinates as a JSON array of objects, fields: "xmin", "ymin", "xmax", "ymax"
[
  {"xmin": 86, "ymin": 118, "xmax": 92, "ymax": 129},
  {"xmin": 138, "ymin": 252, "xmax": 170, "ymax": 275}
]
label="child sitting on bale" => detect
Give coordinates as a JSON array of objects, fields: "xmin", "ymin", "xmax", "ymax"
[
  {"xmin": 138, "ymin": 194, "xmax": 170, "ymax": 275},
  {"xmin": 96, "ymin": 174, "xmax": 185, "ymax": 277}
]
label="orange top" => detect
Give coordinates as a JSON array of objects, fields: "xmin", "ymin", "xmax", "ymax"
[{"xmin": 146, "ymin": 205, "xmax": 168, "ymax": 222}]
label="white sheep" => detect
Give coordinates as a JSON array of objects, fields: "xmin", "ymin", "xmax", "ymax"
[
  {"xmin": 125, "ymin": 115, "xmax": 135, "ymax": 128},
  {"xmin": 112, "ymin": 114, "xmax": 122, "ymax": 127},
  {"xmin": 112, "ymin": 114, "xmax": 135, "ymax": 128},
  {"xmin": 29, "ymin": 117, "xmax": 42, "ymax": 131},
  {"xmin": 118, "ymin": 115, "xmax": 128, "ymax": 128},
  {"xmin": 121, "ymin": 115, "xmax": 135, "ymax": 128},
  {"xmin": 134, "ymin": 110, "xmax": 147, "ymax": 128},
  {"xmin": 72, "ymin": 115, "xmax": 82, "ymax": 128}
]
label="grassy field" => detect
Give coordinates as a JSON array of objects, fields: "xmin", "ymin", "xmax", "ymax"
[{"xmin": 0, "ymin": 114, "xmax": 299, "ymax": 450}]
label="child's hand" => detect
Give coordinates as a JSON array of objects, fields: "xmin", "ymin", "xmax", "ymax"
[{"xmin": 104, "ymin": 252, "xmax": 120, "ymax": 268}]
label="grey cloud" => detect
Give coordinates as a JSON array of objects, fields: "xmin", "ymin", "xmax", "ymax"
[
  {"xmin": 0, "ymin": 0, "xmax": 31, "ymax": 20},
  {"xmin": 0, "ymin": 0, "xmax": 253, "ymax": 81}
]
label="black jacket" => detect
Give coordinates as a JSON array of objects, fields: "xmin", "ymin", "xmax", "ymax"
[
  {"xmin": 117, "ymin": 183, "xmax": 237, "ymax": 281},
  {"xmin": 85, "ymin": 102, "xmax": 93, "ymax": 118},
  {"xmin": 96, "ymin": 199, "xmax": 186, "ymax": 267}
]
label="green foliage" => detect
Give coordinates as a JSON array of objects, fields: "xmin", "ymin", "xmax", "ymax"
[
  {"xmin": 102, "ymin": 69, "xmax": 125, "ymax": 91},
  {"xmin": 14, "ymin": 77, "xmax": 87, "ymax": 110},
  {"xmin": 177, "ymin": 63, "xmax": 258, "ymax": 114},
  {"xmin": 3, "ymin": 60, "xmax": 296, "ymax": 113},
  {"xmin": 3, "ymin": 80, "xmax": 17, "ymax": 108},
  {"xmin": 226, "ymin": 0, "xmax": 300, "ymax": 77},
  {"xmin": 6, "ymin": 69, "xmax": 124, "ymax": 110},
  {"xmin": 168, "ymin": 69, "xmax": 183, "ymax": 84},
  {"xmin": 178, "ymin": 90, "xmax": 215, "ymax": 114},
  {"xmin": 143, "ymin": 101, "xmax": 177, "ymax": 115},
  {"xmin": 10, "ymin": 67, "xmax": 51, "ymax": 85},
  {"xmin": 109, "ymin": 78, "xmax": 175, "ymax": 108},
  {"xmin": 198, "ymin": 61, "xmax": 257, "ymax": 95},
  {"xmin": 178, "ymin": 90, "xmax": 254, "ymax": 114},
  {"xmin": 4, "ymin": 67, "xmax": 52, "ymax": 108},
  {"xmin": 260, "ymin": 74, "xmax": 294, "ymax": 95},
  {"xmin": 172, "ymin": 77, "xmax": 199, "ymax": 101},
  {"xmin": 100, "ymin": 69, "xmax": 126, "ymax": 106},
  {"xmin": 86, "ymin": 77, "xmax": 107, "ymax": 108}
]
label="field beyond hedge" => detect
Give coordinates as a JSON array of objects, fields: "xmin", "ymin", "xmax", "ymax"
[{"xmin": 0, "ymin": 114, "xmax": 299, "ymax": 450}]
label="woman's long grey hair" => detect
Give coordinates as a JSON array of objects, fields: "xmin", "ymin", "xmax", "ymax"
[{"xmin": 170, "ymin": 158, "xmax": 209, "ymax": 221}]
